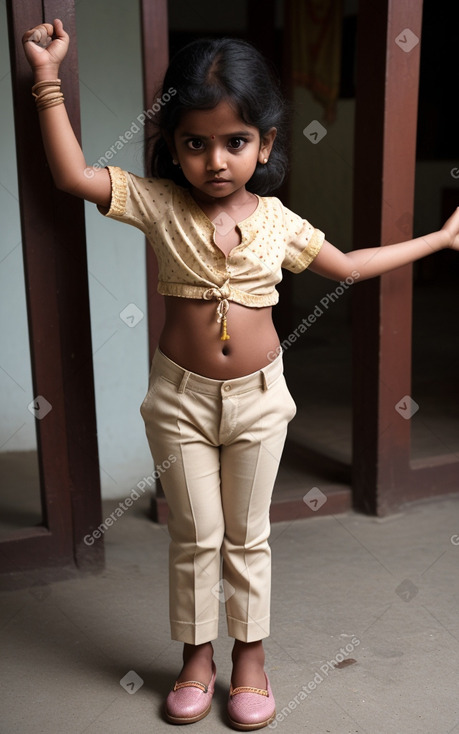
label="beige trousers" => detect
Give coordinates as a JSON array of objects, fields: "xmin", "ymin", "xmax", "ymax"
[{"xmin": 140, "ymin": 349, "xmax": 296, "ymax": 645}]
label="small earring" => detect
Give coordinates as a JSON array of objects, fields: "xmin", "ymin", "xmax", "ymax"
[
  {"xmin": 263, "ymin": 158, "xmax": 268, "ymax": 164},
  {"xmin": 172, "ymin": 158, "xmax": 179, "ymax": 165}
]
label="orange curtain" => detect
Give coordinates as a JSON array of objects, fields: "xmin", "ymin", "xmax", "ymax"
[{"xmin": 289, "ymin": 0, "xmax": 343, "ymax": 123}]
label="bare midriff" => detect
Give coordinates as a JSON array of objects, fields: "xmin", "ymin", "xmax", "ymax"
[{"xmin": 158, "ymin": 296, "xmax": 281, "ymax": 379}]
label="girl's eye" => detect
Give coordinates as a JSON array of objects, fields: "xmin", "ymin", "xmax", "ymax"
[
  {"xmin": 228, "ymin": 137, "xmax": 246, "ymax": 150},
  {"xmin": 187, "ymin": 139, "xmax": 204, "ymax": 150}
]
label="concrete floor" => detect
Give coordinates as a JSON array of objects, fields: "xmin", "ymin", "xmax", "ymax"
[{"xmin": 1, "ymin": 490, "xmax": 459, "ymax": 734}]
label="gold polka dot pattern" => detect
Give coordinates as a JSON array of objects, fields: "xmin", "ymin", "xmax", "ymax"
[{"xmin": 98, "ymin": 166, "xmax": 325, "ymax": 307}]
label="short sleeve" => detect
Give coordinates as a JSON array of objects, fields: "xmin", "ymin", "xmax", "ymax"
[
  {"xmin": 281, "ymin": 205, "xmax": 325, "ymax": 273},
  {"xmin": 97, "ymin": 165, "xmax": 170, "ymax": 235}
]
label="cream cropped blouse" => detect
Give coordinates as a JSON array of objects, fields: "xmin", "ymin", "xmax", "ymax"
[{"xmin": 99, "ymin": 166, "xmax": 324, "ymax": 338}]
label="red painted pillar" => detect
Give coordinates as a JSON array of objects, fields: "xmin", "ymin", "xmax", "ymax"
[{"xmin": 352, "ymin": 0, "xmax": 423, "ymax": 515}]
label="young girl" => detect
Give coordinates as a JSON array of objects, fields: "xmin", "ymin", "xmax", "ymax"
[{"xmin": 23, "ymin": 19, "xmax": 459, "ymax": 731}]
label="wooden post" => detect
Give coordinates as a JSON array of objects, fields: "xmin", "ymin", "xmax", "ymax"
[
  {"xmin": 352, "ymin": 0, "xmax": 421, "ymax": 515},
  {"xmin": 2, "ymin": 0, "xmax": 103, "ymax": 574},
  {"xmin": 140, "ymin": 0, "xmax": 168, "ymax": 362}
]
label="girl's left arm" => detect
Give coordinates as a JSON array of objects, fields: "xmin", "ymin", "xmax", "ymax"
[{"xmin": 309, "ymin": 207, "xmax": 459, "ymax": 281}]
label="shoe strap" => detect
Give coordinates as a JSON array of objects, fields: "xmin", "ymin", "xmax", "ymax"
[
  {"xmin": 173, "ymin": 679, "xmax": 208, "ymax": 693},
  {"xmin": 230, "ymin": 684, "xmax": 268, "ymax": 697}
]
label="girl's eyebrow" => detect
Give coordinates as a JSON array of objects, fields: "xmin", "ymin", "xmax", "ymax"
[{"xmin": 179, "ymin": 131, "xmax": 255, "ymax": 139}]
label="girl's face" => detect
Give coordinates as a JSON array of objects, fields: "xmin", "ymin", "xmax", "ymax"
[{"xmin": 172, "ymin": 101, "xmax": 276, "ymax": 203}]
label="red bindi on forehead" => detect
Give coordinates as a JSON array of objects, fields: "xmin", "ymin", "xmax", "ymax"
[{"xmin": 210, "ymin": 135, "xmax": 215, "ymax": 140}]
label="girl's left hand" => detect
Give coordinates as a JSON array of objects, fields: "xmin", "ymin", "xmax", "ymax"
[{"xmin": 441, "ymin": 206, "xmax": 459, "ymax": 250}]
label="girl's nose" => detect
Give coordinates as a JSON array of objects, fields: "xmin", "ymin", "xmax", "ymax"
[{"xmin": 206, "ymin": 146, "xmax": 227, "ymax": 171}]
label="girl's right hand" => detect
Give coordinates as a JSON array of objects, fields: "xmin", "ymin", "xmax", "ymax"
[{"xmin": 22, "ymin": 19, "xmax": 69, "ymax": 76}]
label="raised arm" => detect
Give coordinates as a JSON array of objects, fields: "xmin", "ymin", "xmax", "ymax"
[
  {"xmin": 309, "ymin": 208, "xmax": 459, "ymax": 281},
  {"xmin": 22, "ymin": 19, "xmax": 111, "ymax": 207}
]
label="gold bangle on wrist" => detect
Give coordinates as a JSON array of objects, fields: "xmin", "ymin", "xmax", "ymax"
[{"xmin": 32, "ymin": 79, "xmax": 64, "ymax": 111}]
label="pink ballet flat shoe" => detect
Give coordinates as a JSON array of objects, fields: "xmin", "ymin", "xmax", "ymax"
[
  {"xmin": 164, "ymin": 661, "xmax": 216, "ymax": 725},
  {"xmin": 227, "ymin": 674, "xmax": 276, "ymax": 731}
]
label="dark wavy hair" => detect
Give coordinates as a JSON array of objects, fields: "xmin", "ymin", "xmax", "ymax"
[{"xmin": 147, "ymin": 38, "xmax": 289, "ymax": 196}]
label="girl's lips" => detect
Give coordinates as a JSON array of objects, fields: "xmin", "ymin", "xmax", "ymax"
[{"xmin": 208, "ymin": 178, "xmax": 229, "ymax": 183}]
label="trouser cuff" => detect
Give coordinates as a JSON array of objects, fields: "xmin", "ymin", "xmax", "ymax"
[
  {"xmin": 170, "ymin": 618, "xmax": 219, "ymax": 645},
  {"xmin": 227, "ymin": 615, "xmax": 270, "ymax": 642}
]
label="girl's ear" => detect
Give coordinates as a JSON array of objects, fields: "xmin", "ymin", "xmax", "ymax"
[{"xmin": 258, "ymin": 127, "xmax": 277, "ymax": 165}]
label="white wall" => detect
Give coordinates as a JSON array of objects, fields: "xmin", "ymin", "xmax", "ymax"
[{"xmin": 0, "ymin": 1, "xmax": 154, "ymax": 498}]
